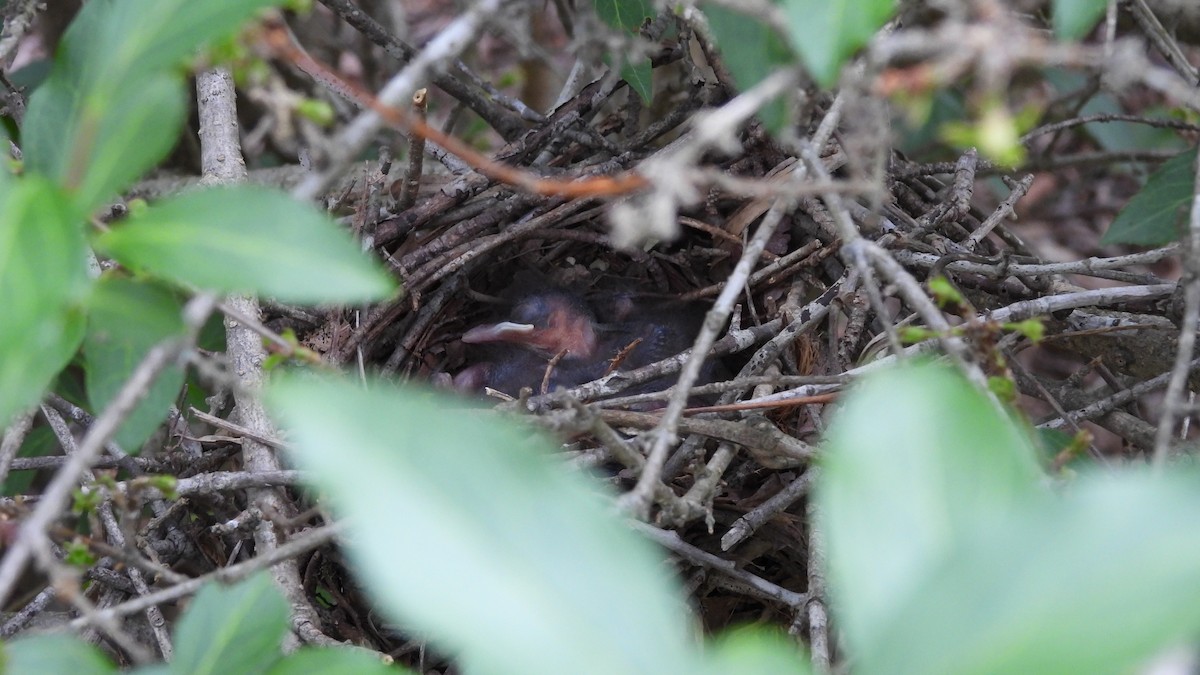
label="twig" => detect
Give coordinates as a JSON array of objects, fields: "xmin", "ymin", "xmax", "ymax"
[
  {"xmin": 1152, "ymin": 150, "xmax": 1200, "ymax": 464},
  {"xmin": 0, "ymin": 293, "xmax": 214, "ymax": 610}
]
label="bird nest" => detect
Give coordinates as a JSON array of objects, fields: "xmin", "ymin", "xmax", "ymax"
[{"xmin": 263, "ymin": 67, "xmax": 1181, "ymax": 652}]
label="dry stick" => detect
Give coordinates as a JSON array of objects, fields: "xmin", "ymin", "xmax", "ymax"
[
  {"xmin": 287, "ymin": 0, "xmax": 498, "ymax": 201},
  {"xmin": 396, "ymin": 88, "xmax": 428, "ymax": 210},
  {"xmin": 616, "ymin": 69, "xmax": 806, "ymax": 519},
  {"xmin": 269, "ymin": 8, "xmax": 645, "ymax": 204},
  {"xmin": 196, "ymin": 66, "xmax": 337, "ymax": 649},
  {"xmin": 109, "ymin": 470, "xmax": 307, "ymax": 500},
  {"xmin": 188, "ymin": 407, "xmax": 287, "ymax": 448},
  {"xmin": 0, "ymin": 586, "xmax": 56, "ymax": 637},
  {"xmin": 1152, "ymin": 150, "xmax": 1200, "ymax": 465},
  {"xmin": 1021, "ymin": 113, "xmax": 1200, "ymax": 144},
  {"xmin": 0, "ymin": 294, "xmax": 216, "ymax": 609},
  {"xmin": 632, "ymin": 522, "xmax": 808, "ymax": 609},
  {"xmin": 317, "ymin": 0, "xmax": 536, "ymax": 131},
  {"xmin": 680, "ymin": 239, "xmax": 826, "ymax": 300},
  {"xmin": 66, "ymin": 523, "xmax": 345, "ymax": 632},
  {"xmin": 737, "ymin": 284, "xmax": 1179, "ymax": 409},
  {"xmin": 39, "ymin": 405, "xmax": 161, "ymax": 663},
  {"xmin": 721, "ymin": 470, "xmax": 816, "ymax": 552},
  {"xmin": 0, "ymin": 410, "xmax": 34, "ymax": 492},
  {"xmin": 962, "ymin": 173, "xmax": 1033, "ymax": 249},
  {"xmin": 619, "ymin": 201, "xmax": 789, "ymax": 518},
  {"xmin": 892, "ymin": 247, "xmax": 1175, "ymax": 285},
  {"xmin": 0, "ymin": 0, "xmax": 42, "ymax": 66},
  {"xmin": 803, "ymin": 467, "xmax": 832, "ymax": 675},
  {"xmin": 1127, "ymin": 0, "xmax": 1199, "ymax": 84},
  {"xmin": 1042, "ymin": 357, "xmax": 1200, "ymax": 432}
]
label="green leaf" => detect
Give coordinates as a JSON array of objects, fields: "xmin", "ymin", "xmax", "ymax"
[
  {"xmin": 172, "ymin": 573, "xmax": 289, "ymax": 675},
  {"xmin": 266, "ymin": 647, "xmax": 413, "ymax": 675},
  {"xmin": 927, "ymin": 275, "xmax": 964, "ymax": 306},
  {"xmin": 870, "ymin": 472, "xmax": 1200, "ymax": 675},
  {"xmin": 1101, "ymin": 148, "xmax": 1196, "ymax": 246},
  {"xmin": 50, "ymin": 0, "xmax": 279, "ymax": 92},
  {"xmin": 0, "ymin": 177, "xmax": 89, "ymax": 428},
  {"xmin": 818, "ymin": 361, "xmax": 1042, "ymax": 665},
  {"xmin": 79, "ymin": 75, "xmax": 187, "ymax": 214},
  {"xmin": 24, "ymin": 0, "xmax": 278, "ymax": 212},
  {"xmin": 595, "ymin": 0, "xmax": 655, "ymax": 105},
  {"xmin": 1053, "ymin": 0, "xmax": 1108, "ymax": 40},
  {"xmin": 621, "ymin": 59, "xmax": 653, "ymax": 105},
  {"xmin": 4, "ymin": 634, "xmax": 116, "ymax": 674},
  {"xmin": 821, "ymin": 361, "xmax": 1200, "ymax": 674},
  {"xmin": 95, "ymin": 186, "xmax": 397, "ymax": 303},
  {"xmin": 25, "ymin": 72, "xmax": 186, "ymax": 213},
  {"xmin": 702, "ymin": 626, "xmax": 811, "ymax": 674},
  {"xmin": 779, "ymin": 0, "xmax": 897, "ymax": 87},
  {"xmin": 266, "ymin": 376, "xmax": 697, "ymax": 675},
  {"xmin": 702, "ymin": 5, "xmax": 792, "ymax": 133},
  {"xmin": 130, "ymin": 666, "xmax": 172, "ymax": 675},
  {"xmin": 594, "ymin": 0, "xmax": 655, "ymax": 32},
  {"xmin": 84, "ymin": 277, "xmax": 187, "ymax": 453}
]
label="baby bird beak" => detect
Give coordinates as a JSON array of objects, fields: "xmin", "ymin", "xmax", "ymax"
[{"xmin": 461, "ymin": 321, "xmax": 535, "ymax": 344}]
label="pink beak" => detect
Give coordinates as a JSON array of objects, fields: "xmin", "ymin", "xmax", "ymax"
[{"xmin": 461, "ymin": 321, "xmax": 535, "ymax": 344}]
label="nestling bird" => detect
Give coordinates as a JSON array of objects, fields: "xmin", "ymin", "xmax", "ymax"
[{"xmin": 454, "ymin": 286, "xmax": 720, "ymax": 401}]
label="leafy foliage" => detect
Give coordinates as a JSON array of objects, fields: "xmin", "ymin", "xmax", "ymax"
[
  {"xmin": 23, "ymin": 0, "xmax": 278, "ymax": 212},
  {"xmin": 779, "ymin": 0, "xmax": 897, "ymax": 87},
  {"xmin": 84, "ymin": 278, "xmax": 186, "ymax": 451},
  {"xmin": 5, "ymin": 573, "xmax": 407, "ymax": 675},
  {"xmin": 0, "ymin": 177, "xmax": 88, "ymax": 427},
  {"xmin": 702, "ymin": 4, "xmax": 791, "ymax": 132},
  {"xmin": 266, "ymin": 376, "xmax": 729, "ymax": 675},
  {"xmin": 0, "ymin": 0, "xmax": 392, "ymax": 428},
  {"xmin": 1053, "ymin": 0, "xmax": 1109, "ymax": 39},
  {"xmin": 95, "ymin": 187, "xmax": 396, "ymax": 303},
  {"xmin": 821, "ymin": 362, "xmax": 1200, "ymax": 674},
  {"xmin": 1101, "ymin": 148, "xmax": 1197, "ymax": 245},
  {"xmin": 594, "ymin": 0, "xmax": 656, "ymax": 102}
]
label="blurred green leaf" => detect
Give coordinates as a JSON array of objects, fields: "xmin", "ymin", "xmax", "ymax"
[
  {"xmin": 702, "ymin": 5, "xmax": 792, "ymax": 133},
  {"xmin": 595, "ymin": 0, "xmax": 655, "ymax": 104},
  {"xmin": 76, "ymin": 75, "xmax": 187, "ymax": 214},
  {"xmin": 1101, "ymin": 148, "xmax": 1196, "ymax": 245},
  {"xmin": 23, "ymin": 0, "xmax": 278, "ymax": 212},
  {"xmin": 702, "ymin": 626, "xmax": 810, "ymax": 674},
  {"xmin": 779, "ymin": 0, "xmax": 896, "ymax": 87},
  {"xmin": 594, "ymin": 0, "xmax": 654, "ymax": 32},
  {"xmin": 5, "ymin": 634, "xmax": 116, "ymax": 674},
  {"xmin": 266, "ymin": 647, "xmax": 413, "ymax": 675},
  {"xmin": 96, "ymin": 186, "xmax": 396, "ymax": 303},
  {"xmin": 1004, "ymin": 318, "xmax": 1045, "ymax": 343},
  {"xmin": 25, "ymin": 72, "xmax": 185, "ymax": 213},
  {"xmin": 266, "ymin": 376, "xmax": 697, "ymax": 675},
  {"xmin": 941, "ymin": 102, "xmax": 1028, "ymax": 167},
  {"xmin": 50, "ymin": 0, "xmax": 278, "ymax": 90},
  {"xmin": 130, "ymin": 666, "xmax": 172, "ymax": 675},
  {"xmin": 0, "ymin": 177, "xmax": 89, "ymax": 428},
  {"xmin": 821, "ymin": 361, "xmax": 1200, "ymax": 674},
  {"xmin": 1053, "ymin": 0, "xmax": 1108, "ymax": 40},
  {"xmin": 871, "ymin": 472, "xmax": 1200, "ymax": 675},
  {"xmin": 172, "ymin": 573, "xmax": 289, "ymax": 675},
  {"xmin": 819, "ymin": 362, "xmax": 1042, "ymax": 666},
  {"xmin": 621, "ymin": 59, "xmax": 653, "ymax": 105},
  {"xmin": 84, "ymin": 277, "xmax": 186, "ymax": 453},
  {"xmin": 927, "ymin": 275, "xmax": 964, "ymax": 307},
  {"xmin": 294, "ymin": 98, "xmax": 335, "ymax": 127}
]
